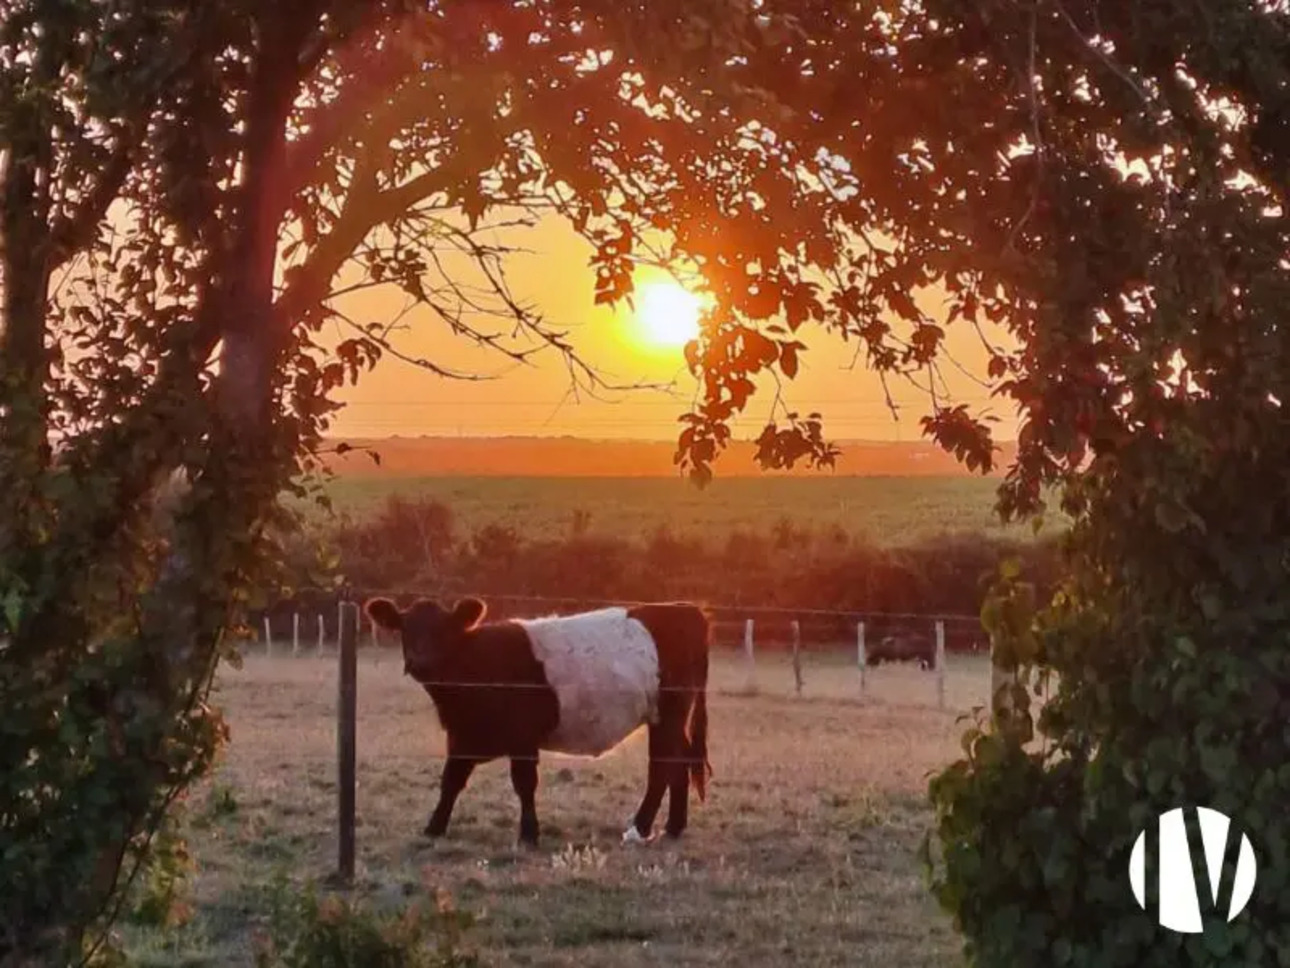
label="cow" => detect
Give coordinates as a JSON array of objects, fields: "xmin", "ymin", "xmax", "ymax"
[
  {"xmin": 867, "ymin": 632, "xmax": 936, "ymax": 670},
  {"xmin": 364, "ymin": 596, "xmax": 712, "ymax": 848}
]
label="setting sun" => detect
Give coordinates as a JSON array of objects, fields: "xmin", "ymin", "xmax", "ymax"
[{"xmin": 636, "ymin": 281, "xmax": 704, "ymax": 347}]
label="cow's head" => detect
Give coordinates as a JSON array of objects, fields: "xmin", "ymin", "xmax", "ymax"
[{"xmin": 364, "ymin": 597, "xmax": 487, "ymax": 682}]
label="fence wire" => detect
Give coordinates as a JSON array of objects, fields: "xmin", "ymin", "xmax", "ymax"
[
  {"xmin": 374, "ymin": 678, "xmax": 718, "ymax": 694},
  {"xmin": 260, "ymin": 587, "xmax": 985, "ymax": 626},
  {"xmin": 404, "ymin": 751, "xmax": 710, "ymax": 767}
]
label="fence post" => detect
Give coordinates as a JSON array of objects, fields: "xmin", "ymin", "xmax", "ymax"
[
  {"xmin": 336, "ymin": 600, "xmax": 345, "ymax": 655},
  {"xmin": 292, "ymin": 612, "xmax": 300, "ymax": 657},
  {"xmin": 856, "ymin": 621, "xmax": 866, "ymax": 697},
  {"xmin": 337, "ymin": 597, "xmax": 358, "ymax": 883},
  {"xmin": 743, "ymin": 618, "xmax": 755, "ymax": 691},
  {"xmin": 791, "ymin": 619, "xmax": 803, "ymax": 697},
  {"xmin": 317, "ymin": 613, "xmax": 325, "ymax": 656},
  {"xmin": 935, "ymin": 620, "xmax": 946, "ymax": 710},
  {"xmin": 263, "ymin": 616, "xmax": 272, "ymax": 658}
]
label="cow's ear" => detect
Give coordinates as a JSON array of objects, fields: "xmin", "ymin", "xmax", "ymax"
[
  {"xmin": 365, "ymin": 597, "xmax": 403, "ymax": 631},
  {"xmin": 452, "ymin": 597, "xmax": 486, "ymax": 630}
]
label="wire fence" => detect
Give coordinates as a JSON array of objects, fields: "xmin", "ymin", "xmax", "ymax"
[
  {"xmin": 258, "ymin": 588, "xmax": 989, "ymax": 626},
  {"xmin": 240, "ymin": 589, "xmax": 1004, "ymax": 713},
  {"xmin": 236, "ymin": 595, "xmax": 1032, "ymax": 882}
]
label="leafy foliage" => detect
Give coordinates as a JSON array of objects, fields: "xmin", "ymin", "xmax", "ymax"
[
  {"xmin": 252, "ymin": 876, "xmax": 480, "ymax": 968},
  {"xmin": 906, "ymin": 2, "xmax": 1290, "ymax": 964},
  {"xmin": 123, "ymin": 802, "xmax": 195, "ymax": 934}
]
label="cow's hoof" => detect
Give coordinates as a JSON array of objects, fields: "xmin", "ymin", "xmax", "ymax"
[
  {"xmin": 423, "ymin": 823, "xmax": 446, "ymax": 839},
  {"xmin": 622, "ymin": 825, "xmax": 651, "ymax": 845}
]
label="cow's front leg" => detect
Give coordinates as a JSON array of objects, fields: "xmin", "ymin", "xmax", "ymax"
[
  {"xmin": 510, "ymin": 753, "xmax": 541, "ymax": 847},
  {"xmin": 425, "ymin": 754, "xmax": 477, "ymax": 838}
]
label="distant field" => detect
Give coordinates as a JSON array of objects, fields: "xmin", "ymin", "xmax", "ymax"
[{"xmin": 304, "ymin": 474, "xmax": 1064, "ymax": 547}]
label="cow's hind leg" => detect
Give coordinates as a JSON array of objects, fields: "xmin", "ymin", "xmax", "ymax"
[
  {"xmin": 664, "ymin": 741, "xmax": 691, "ymax": 838},
  {"xmin": 510, "ymin": 752, "xmax": 541, "ymax": 847},
  {"xmin": 664, "ymin": 695, "xmax": 698, "ymax": 838},
  {"xmin": 425, "ymin": 754, "xmax": 480, "ymax": 838}
]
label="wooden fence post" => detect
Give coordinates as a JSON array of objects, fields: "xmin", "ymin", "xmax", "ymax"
[
  {"xmin": 935, "ymin": 620, "xmax": 946, "ymax": 710},
  {"xmin": 292, "ymin": 612, "xmax": 300, "ymax": 657},
  {"xmin": 856, "ymin": 621, "xmax": 866, "ymax": 696},
  {"xmin": 316, "ymin": 613, "xmax": 325, "ymax": 656},
  {"xmin": 791, "ymin": 620, "xmax": 803, "ymax": 697},
  {"xmin": 263, "ymin": 616, "xmax": 272, "ymax": 658},
  {"xmin": 743, "ymin": 618, "xmax": 755, "ymax": 691},
  {"xmin": 337, "ymin": 597, "xmax": 358, "ymax": 883}
]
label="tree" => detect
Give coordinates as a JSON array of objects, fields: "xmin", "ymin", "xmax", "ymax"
[
  {"xmin": 872, "ymin": 3, "xmax": 1289, "ymax": 965},
  {"xmin": 0, "ymin": 2, "xmax": 993, "ymax": 960}
]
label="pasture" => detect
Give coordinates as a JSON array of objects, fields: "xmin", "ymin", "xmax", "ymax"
[
  {"xmin": 304, "ymin": 474, "xmax": 1061, "ymax": 547},
  {"xmin": 129, "ymin": 648, "xmax": 996, "ymax": 966}
]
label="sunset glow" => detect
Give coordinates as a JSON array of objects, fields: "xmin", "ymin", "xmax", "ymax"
[{"xmin": 635, "ymin": 281, "xmax": 704, "ymax": 347}]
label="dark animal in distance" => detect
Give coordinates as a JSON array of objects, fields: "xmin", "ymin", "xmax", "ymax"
[
  {"xmin": 867, "ymin": 633, "xmax": 936, "ymax": 670},
  {"xmin": 364, "ymin": 596, "xmax": 713, "ymax": 847}
]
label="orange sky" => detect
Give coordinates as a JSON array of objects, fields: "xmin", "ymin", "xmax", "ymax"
[{"xmin": 319, "ymin": 212, "xmax": 1020, "ymax": 443}]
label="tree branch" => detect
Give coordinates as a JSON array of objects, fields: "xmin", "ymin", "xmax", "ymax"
[
  {"xmin": 282, "ymin": 27, "xmax": 427, "ymax": 199},
  {"xmin": 48, "ymin": 124, "xmax": 145, "ymax": 269},
  {"xmin": 277, "ymin": 167, "xmax": 449, "ymax": 325}
]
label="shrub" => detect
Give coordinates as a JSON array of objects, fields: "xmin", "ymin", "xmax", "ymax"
[
  {"xmin": 124, "ymin": 803, "xmax": 195, "ymax": 932},
  {"xmin": 926, "ymin": 482, "xmax": 1290, "ymax": 965},
  {"xmin": 330, "ymin": 497, "xmax": 457, "ymax": 589},
  {"xmin": 252, "ymin": 876, "xmax": 481, "ymax": 968},
  {"xmin": 322, "ymin": 510, "xmax": 1060, "ymax": 628}
]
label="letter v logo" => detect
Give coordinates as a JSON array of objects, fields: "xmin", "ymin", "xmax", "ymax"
[{"xmin": 1129, "ymin": 806, "xmax": 1258, "ymax": 933}]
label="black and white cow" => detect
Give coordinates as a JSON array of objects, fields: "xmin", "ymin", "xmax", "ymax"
[{"xmin": 364, "ymin": 596, "xmax": 712, "ymax": 847}]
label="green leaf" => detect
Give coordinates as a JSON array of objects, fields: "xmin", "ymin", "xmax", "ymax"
[{"xmin": 2, "ymin": 588, "xmax": 22, "ymax": 632}]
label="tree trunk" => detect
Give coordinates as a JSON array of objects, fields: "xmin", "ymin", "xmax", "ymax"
[
  {"xmin": 42, "ymin": 20, "xmax": 312, "ymax": 960},
  {"xmin": 0, "ymin": 107, "xmax": 54, "ymax": 561}
]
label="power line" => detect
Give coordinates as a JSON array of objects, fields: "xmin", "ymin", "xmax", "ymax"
[
  {"xmin": 326, "ymin": 415, "xmax": 1001, "ymax": 427},
  {"xmin": 334, "ymin": 395, "xmax": 1004, "ymax": 407}
]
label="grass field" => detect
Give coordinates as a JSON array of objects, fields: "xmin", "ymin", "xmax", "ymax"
[
  {"xmin": 123, "ymin": 650, "xmax": 996, "ymax": 966},
  {"xmin": 305, "ymin": 474, "xmax": 1062, "ymax": 547}
]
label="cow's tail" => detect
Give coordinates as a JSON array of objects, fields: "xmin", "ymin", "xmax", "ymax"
[
  {"xmin": 689, "ymin": 686, "xmax": 711, "ymax": 802},
  {"xmin": 688, "ymin": 605, "xmax": 713, "ymax": 802}
]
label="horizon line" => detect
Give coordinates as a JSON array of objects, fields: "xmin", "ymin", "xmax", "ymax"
[{"xmin": 319, "ymin": 432, "xmax": 1021, "ymax": 445}]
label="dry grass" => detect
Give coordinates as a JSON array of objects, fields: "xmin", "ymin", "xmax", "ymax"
[{"xmin": 129, "ymin": 650, "xmax": 997, "ymax": 966}]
